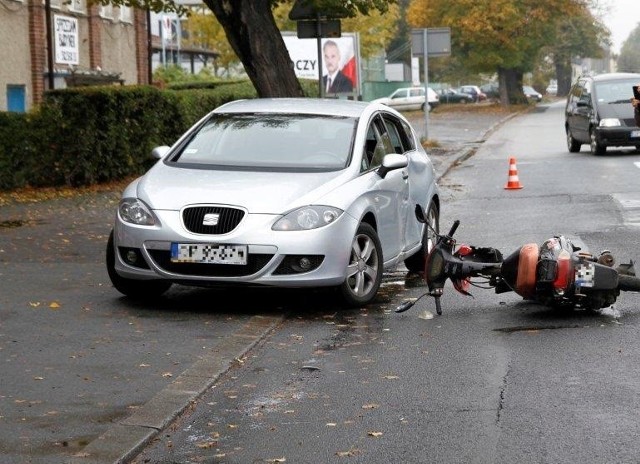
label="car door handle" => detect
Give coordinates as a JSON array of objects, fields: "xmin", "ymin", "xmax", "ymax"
[{"xmin": 402, "ymin": 171, "xmax": 409, "ymax": 180}]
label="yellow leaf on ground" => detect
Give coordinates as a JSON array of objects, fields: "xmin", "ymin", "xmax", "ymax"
[
  {"xmin": 49, "ymin": 302, "xmax": 60, "ymax": 309},
  {"xmin": 367, "ymin": 431, "xmax": 383, "ymax": 437}
]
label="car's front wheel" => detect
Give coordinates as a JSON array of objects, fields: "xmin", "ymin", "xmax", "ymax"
[
  {"xmin": 338, "ymin": 223, "xmax": 383, "ymax": 307},
  {"xmin": 590, "ymin": 127, "xmax": 606, "ymax": 156},
  {"xmin": 404, "ymin": 200, "xmax": 439, "ymax": 273},
  {"xmin": 106, "ymin": 230, "xmax": 172, "ymax": 299},
  {"xmin": 566, "ymin": 127, "xmax": 581, "ymax": 152}
]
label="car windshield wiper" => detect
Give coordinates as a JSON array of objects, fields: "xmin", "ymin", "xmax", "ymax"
[{"xmin": 609, "ymin": 99, "xmax": 632, "ymax": 104}]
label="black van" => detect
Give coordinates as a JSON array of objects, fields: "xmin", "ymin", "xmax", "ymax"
[{"xmin": 564, "ymin": 72, "xmax": 640, "ymax": 155}]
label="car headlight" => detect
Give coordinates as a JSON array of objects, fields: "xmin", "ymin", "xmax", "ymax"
[
  {"xmin": 599, "ymin": 118, "xmax": 621, "ymax": 127},
  {"xmin": 118, "ymin": 198, "xmax": 156, "ymax": 226},
  {"xmin": 272, "ymin": 206, "xmax": 343, "ymax": 231}
]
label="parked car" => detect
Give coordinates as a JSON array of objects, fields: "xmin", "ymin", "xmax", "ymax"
[
  {"xmin": 546, "ymin": 82, "xmax": 558, "ymax": 95},
  {"xmin": 523, "ymin": 85, "xmax": 542, "ymax": 102},
  {"xmin": 106, "ymin": 98, "xmax": 441, "ymax": 307},
  {"xmin": 438, "ymin": 88, "xmax": 474, "ymax": 104},
  {"xmin": 372, "ymin": 87, "xmax": 439, "ymax": 111},
  {"xmin": 480, "ymin": 83, "xmax": 500, "ymax": 100},
  {"xmin": 565, "ymin": 72, "xmax": 640, "ymax": 155},
  {"xmin": 458, "ymin": 85, "xmax": 487, "ymax": 102}
]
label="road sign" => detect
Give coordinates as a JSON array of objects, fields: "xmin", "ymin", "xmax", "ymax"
[
  {"xmin": 411, "ymin": 28, "xmax": 451, "ymax": 57},
  {"xmin": 297, "ymin": 19, "xmax": 341, "ymax": 39}
]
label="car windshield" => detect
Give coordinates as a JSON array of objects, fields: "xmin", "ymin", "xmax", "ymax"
[
  {"xmin": 595, "ymin": 79, "xmax": 638, "ymax": 104},
  {"xmin": 171, "ymin": 113, "xmax": 357, "ymax": 170}
]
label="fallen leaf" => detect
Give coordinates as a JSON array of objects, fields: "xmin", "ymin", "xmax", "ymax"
[
  {"xmin": 266, "ymin": 458, "xmax": 286, "ymax": 463},
  {"xmin": 382, "ymin": 375, "xmax": 399, "ymax": 380},
  {"xmin": 49, "ymin": 302, "xmax": 60, "ymax": 309},
  {"xmin": 361, "ymin": 403, "xmax": 379, "ymax": 410},
  {"xmin": 196, "ymin": 441, "xmax": 217, "ymax": 449},
  {"xmin": 162, "ymin": 372, "xmax": 173, "ymax": 378},
  {"xmin": 139, "ymin": 364, "xmax": 150, "ymax": 368},
  {"xmin": 29, "ymin": 302, "xmax": 41, "ymax": 307},
  {"xmin": 33, "ymin": 376, "xmax": 44, "ymax": 381},
  {"xmin": 326, "ymin": 423, "xmax": 337, "ymax": 427},
  {"xmin": 367, "ymin": 431, "xmax": 383, "ymax": 437}
]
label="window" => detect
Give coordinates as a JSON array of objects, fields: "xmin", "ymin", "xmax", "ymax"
[
  {"xmin": 120, "ymin": 5, "xmax": 133, "ymax": 23},
  {"xmin": 7, "ymin": 85, "xmax": 26, "ymax": 113},
  {"xmin": 100, "ymin": 3, "xmax": 113, "ymax": 19},
  {"xmin": 68, "ymin": 0, "xmax": 85, "ymax": 13}
]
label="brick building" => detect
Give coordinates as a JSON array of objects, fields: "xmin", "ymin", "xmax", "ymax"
[{"xmin": 0, "ymin": 0, "xmax": 149, "ymax": 112}]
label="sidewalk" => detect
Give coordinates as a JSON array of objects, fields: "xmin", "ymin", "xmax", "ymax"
[{"xmin": 407, "ymin": 106, "xmax": 519, "ymax": 180}]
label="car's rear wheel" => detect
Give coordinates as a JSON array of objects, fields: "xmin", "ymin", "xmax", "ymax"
[
  {"xmin": 338, "ymin": 223, "xmax": 383, "ymax": 307},
  {"xmin": 106, "ymin": 230, "xmax": 172, "ymax": 299},
  {"xmin": 404, "ymin": 200, "xmax": 439, "ymax": 273},
  {"xmin": 566, "ymin": 127, "xmax": 581, "ymax": 152},
  {"xmin": 590, "ymin": 127, "xmax": 606, "ymax": 156}
]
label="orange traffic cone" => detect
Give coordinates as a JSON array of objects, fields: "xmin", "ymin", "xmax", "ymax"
[{"xmin": 504, "ymin": 157, "xmax": 523, "ymax": 190}]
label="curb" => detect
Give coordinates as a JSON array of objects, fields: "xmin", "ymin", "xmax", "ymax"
[
  {"xmin": 68, "ymin": 314, "xmax": 285, "ymax": 464},
  {"xmin": 435, "ymin": 111, "xmax": 520, "ymax": 182}
]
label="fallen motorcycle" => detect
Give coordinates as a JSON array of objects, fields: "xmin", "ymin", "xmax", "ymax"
[{"xmin": 396, "ymin": 205, "xmax": 639, "ymax": 315}]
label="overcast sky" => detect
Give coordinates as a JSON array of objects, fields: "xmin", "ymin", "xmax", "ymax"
[{"xmin": 599, "ymin": 0, "xmax": 639, "ymax": 54}]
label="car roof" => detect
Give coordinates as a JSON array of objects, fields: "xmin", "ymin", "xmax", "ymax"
[
  {"xmin": 587, "ymin": 72, "xmax": 640, "ymax": 82},
  {"xmin": 214, "ymin": 98, "xmax": 373, "ymax": 118}
]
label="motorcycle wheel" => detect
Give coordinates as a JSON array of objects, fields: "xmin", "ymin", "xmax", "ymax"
[
  {"xmin": 338, "ymin": 223, "xmax": 383, "ymax": 307},
  {"xmin": 404, "ymin": 200, "xmax": 439, "ymax": 273}
]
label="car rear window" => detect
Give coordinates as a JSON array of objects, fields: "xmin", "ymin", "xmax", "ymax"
[{"xmin": 170, "ymin": 113, "xmax": 357, "ymax": 170}]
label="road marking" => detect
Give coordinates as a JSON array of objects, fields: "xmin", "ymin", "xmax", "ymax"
[
  {"xmin": 635, "ymin": 162, "xmax": 640, "ymax": 169},
  {"xmin": 613, "ymin": 193, "xmax": 640, "ymax": 226}
]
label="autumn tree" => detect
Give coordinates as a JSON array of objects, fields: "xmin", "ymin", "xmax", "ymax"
[
  {"xmin": 181, "ymin": 7, "xmax": 237, "ymax": 77},
  {"xmin": 617, "ymin": 24, "xmax": 640, "ymax": 73},
  {"xmin": 406, "ymin": 0, "xmax": 591, "ymax": 104},
  {"xmin": 98, "ymin": 0, "xmax": 395, "ymax": 97},
  {"xmin": 543, "ymin": 3, "xmax": 608, "ymax": 96}
]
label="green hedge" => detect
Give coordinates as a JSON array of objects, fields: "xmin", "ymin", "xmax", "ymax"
[{"xmin": 0, "ymin": 79, "xmax": 319, "ymax": 191}]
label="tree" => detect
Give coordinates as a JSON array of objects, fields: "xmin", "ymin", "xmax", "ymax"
[
  {"xmin": 406, "ymin": 0, "xmax": 590, "ymax": 104},
  {"xmin": 181, "ymin": 8, "xmax": 238, "ymax": 77},
  {"xmin": 617, "ymin": 24, "xmax": 640, "ymax": 73},
  {"xmin": 97, "ymin": 0, "xmax": 394, "ymax": 97}
]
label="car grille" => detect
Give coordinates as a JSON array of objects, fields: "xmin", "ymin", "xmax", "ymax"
[
  {"xmin": 148, "ymin": 250, "xmax": 273, "ymax": 277},
  {"xmin": 182, "ymin": 206, "xmax": 245, "ymax": 235}
]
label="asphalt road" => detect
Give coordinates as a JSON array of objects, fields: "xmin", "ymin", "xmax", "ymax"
[
  {"xmin": 131, "ymin": 101, "xmax": 640, "ymax": 464},
  {"xmin": 0, "ymin": 104, "xmax": 515, "ymax": 464}
]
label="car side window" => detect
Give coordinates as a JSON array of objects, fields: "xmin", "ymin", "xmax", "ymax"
[
  {"xmin": 382, "ymin": 114, "xmax": 413, "ymax": 154},
  {"xmin": 362, "ymin": 116, "xmax": 393, "ymax": 172}
]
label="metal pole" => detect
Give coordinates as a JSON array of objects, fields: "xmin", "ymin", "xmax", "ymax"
[
  {"xmin": 423, "ymin": 29, "xmax": 429, "ymax": 140},
  {"xmin": 317, "ymin": 15, "xmax": 323, "ymax": 98},
  {"xmin": 146, "ymin": 7, "xmax": 152, "ymax": 84},
  {"xmin": 45, "ymin": 0, "xmax": 55, "ymax": 90}
]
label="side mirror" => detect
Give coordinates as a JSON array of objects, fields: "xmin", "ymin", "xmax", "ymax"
[
  {"xmin": 377, "ymin": 153, "xmax": 408, "ymax": 178},
  {"xmin": 151, "ymin": 145, "xmax": 171, "ymax": 160}
]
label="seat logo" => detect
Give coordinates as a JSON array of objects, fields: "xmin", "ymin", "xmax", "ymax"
[{"xmin": 203, "ymin": 213, "xmax": 220, "ymax": 226}]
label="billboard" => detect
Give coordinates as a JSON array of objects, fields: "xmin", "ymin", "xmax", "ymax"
[{"xmin": 282, "ymin": 33, "xmax": 359, "ymax": 96}]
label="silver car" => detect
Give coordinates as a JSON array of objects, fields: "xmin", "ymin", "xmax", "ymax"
[{"xmin": 106, "ymin": 98, "xmax": 440, "ymax": 306}]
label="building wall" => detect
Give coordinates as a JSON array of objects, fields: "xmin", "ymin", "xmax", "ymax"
[
  {"xmin": 0, "ymin": 1, "xmax": 33, "ymax": 111},
  {"xmin": 0, "ymin": 0, "xmax": 147, "ymax": 112}
]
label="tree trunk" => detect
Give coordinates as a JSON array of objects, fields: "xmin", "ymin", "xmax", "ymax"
[
  {"xmin": 204, "ymin": 0, "xmax": 305, "ymax": 98},
  {"xmin": 498, "ymin": 67, "xmax": 527, "ymax": 105},
  {"xmin": 554, "ymin": 54, "xmax": 572, "ymax": 97}
]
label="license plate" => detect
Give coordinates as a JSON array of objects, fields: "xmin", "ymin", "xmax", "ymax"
[
  {"xmin": 170, "ymin": 243, "xmax": 247, "ymax": 265},
  {"xmin": 632, "ymin": 130, "xmax": 640, "ymax": 138}
]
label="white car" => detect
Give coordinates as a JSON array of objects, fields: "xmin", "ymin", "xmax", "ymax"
[
  {"xmin": 106, "ymin": 98, "xmax": 441, "ymax": 307},
  {"xmin": 372, "ymin": 87, "xmax": 439, "ymax": 111}
]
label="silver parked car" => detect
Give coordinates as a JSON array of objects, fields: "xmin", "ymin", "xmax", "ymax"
[{"xmin": 106, "ymin": 98, "xmax": 440, "ymax": 306}]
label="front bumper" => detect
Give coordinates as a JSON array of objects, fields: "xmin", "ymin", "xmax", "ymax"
[{"xmin": 112, "ymin": 209, "xmax": 359, "ymax": 288}]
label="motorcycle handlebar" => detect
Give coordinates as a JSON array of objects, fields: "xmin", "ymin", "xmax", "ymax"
[{"xmin": 618, "ymin": 275, "xmax": 640, "ymax": 292}]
